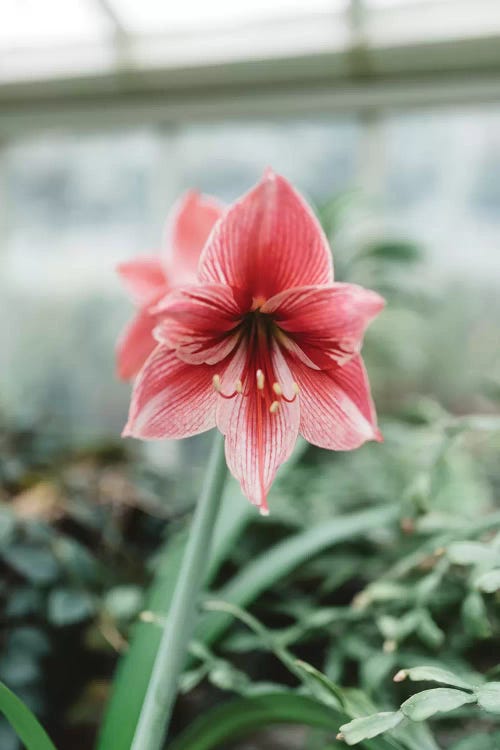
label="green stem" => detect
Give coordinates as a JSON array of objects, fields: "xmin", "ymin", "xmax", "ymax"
[{"xmin": 132, "ymin": 431, "xmax": 228, "ymax": 750}]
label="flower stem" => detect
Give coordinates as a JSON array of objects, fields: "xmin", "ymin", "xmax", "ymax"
[{"xmin": 132, "ymin": 431, "xmax": 228, "ymax": 750}]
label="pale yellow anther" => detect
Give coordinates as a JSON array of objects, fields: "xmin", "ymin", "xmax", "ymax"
[
  {"xmin": 235, "ymin": 379, "xmax": 243, "ymax": 393},
  {"xmin": 272, "ymin": 382, "xmax": 282, "ymax": 396},
  {"xmin": 212, "ymin": 374, "xmax": 221, "ymax": 391},
  {"xmin": 256, "ymin": 369, "xmax": 265, "ymax": 390},
  {"xmin": 292, "ymin": 382, "xmax": 300, "ymax": 395},
  {"xmin": 269, "ymin": 400, "xmax": 280, "ymax": 414}
]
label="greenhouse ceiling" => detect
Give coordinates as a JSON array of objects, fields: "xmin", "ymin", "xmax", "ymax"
[{"xmin": 1, "ymin": 0, "xmax": 500, "ymax": 133}]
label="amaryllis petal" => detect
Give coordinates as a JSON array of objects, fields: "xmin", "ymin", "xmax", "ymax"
[
  {"xmin": 116, "ymin": 309, "xmax": 157, "ymax": 380},
  {"xmin": 263, "ymin": 283, "xmax": 385, "ymax": 368},
  {"xmin": 198, "ymin": 171, "xmax": 333, "ymax": 299},
  {"xmin": 153, "ymin": 285, "xmax": 242, "ymax": 365},
  {"xmin": 116, "ymin": 257, "xmax": 166, "ymax": 307},
  {"xmin": 123, "ymin": 345, "xmax": 217, "ymax": 439},
  {"xmin": 163, "ymin": 191, "xmax": 225, "ymax": 284},
  {"xmin": 216, "ymin": 342, "xmax": 300, "ymax": 513},
  {"xmin": 293, "ymin": 355, "xmax": 381, "ymax": 450}
]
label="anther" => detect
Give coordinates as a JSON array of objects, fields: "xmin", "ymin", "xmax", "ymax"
[
  {"xmin": 292, "ymin": 382, "xmax": 299, "ymax": 395},
  {"xmin": 256, "ymin": 369, "xmax": 265, "ymax": 390},
  {"xmin": 272, "ymin": 382, "xmax": 282, "ymax": 396},
  {"xmin": 235, "ymin": 379, "xmax": 243, "ymax": 393},
  {"xmin": 213, "ymin": 374, "xmax": 221, "ymax": 391},
  {"xmin": 269, "ymin": 401, "xmax": 280, "ymax": 414}
]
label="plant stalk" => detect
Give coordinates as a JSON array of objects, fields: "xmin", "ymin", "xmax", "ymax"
[{"xmin": 132, "ymin": 431, "xmax": 228, "ymax": 750}]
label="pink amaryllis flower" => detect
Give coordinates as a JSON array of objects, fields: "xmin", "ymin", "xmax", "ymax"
[
  {"xmin": 116, "ymin": 191, "xmax": 224, "ymax": 379},
  {"xmin": 124, "ymin": 171, "xmax": 385, "ymax": 515}
]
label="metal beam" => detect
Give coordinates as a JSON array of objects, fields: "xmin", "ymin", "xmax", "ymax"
[{"xmin": 1, "ymin": 68, "xmax": 500, "ymax": 139}]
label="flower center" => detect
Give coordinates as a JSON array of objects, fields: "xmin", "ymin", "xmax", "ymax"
[
  {"xmin": 211, "ymin": 310, "xmax": 298, "ymax": 414},
  {"xmin": 211, "ymin": 310, "xmax": 299, "ymax": 515}
]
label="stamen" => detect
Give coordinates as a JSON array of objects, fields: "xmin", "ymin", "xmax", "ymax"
[
  {"xmin": 269, "ymin": 400, "xmax": 280, "ymax": 414},
  {"xmin": 272, "ymin": 382, "xmax": 282, "ymax": 396},
  {"xmin": 280, "ymin": 382, "xmax": 300, "ymax": 404},
  {"xmin": 212, "ymin": 374, "xmax": 240, "ymax": 400},
  {"xmin": 256, "ymin": 369, "xmax": 265, "ymax": 390}
]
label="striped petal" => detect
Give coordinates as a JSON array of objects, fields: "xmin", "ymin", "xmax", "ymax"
[
  {"xmin": 199, "ymin": 171, "xmax": 333, "ymax": 299},
  {"xmin": 163, "ymin": 191, "xmax": 225, "ymax": 285},
  {"xmin": 216, "ymin": 342, "xmax": 300, "ymax": 514},
  {"xmin": 293, "ymin": 355, "xmax": 382, "ymax": 450},
  {"xmin": 116, "ymin": 256, "xmax": 166, "ymax": 307},
  {"xmin": 263, "ymin": 283, "xmax": 385, "ymax": 369},
  {"xmin": 123, "ymin": 345, "xmax": 217, "ymax": 439},
  {"xmin": 153, "ymin": 284, "xmax": 241, "ymax": 365},
  {"xmin": 116, "ymin": 309, "xmax": 157, "ymax": 380}
]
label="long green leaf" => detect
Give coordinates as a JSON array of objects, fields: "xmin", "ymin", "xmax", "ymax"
[
  {"xmin": 169, "ymin": 692, "xmax": 404, "ymax": 750},
  {"xmin": 0, "ymin": 681, "xmax": 57, "ymax": 750},
  {"xmin": 97, "ymin": 440, "xmax": 306, "ymax": 750},
  {"xmin": 97, "ymin": 481, "xmax": 251, "ymax": 750},
  {"xmin": 196, "ymin": 504, "xmax": 399, "ymax": 647}
]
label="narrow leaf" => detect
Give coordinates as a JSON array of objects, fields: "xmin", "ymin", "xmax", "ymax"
[
  {"xmin": 0, "ymin": 681, "xmax": 57, "ymax": 750},
  {"xmin": 169, "ymin": 692, "xmax": 402, "ymax": 750},
  {"xmin": 475, "ymin": 569, "xmax": 500, "ymax": 593},
  {"xmin": 395, "ymin": 666, "xmax": 473, "ymax": 691},
  {"xmin": 197, "ymin": 505, "xmax": 399, "ymax": 648},
  {"xmin": 401, "ymin": 688, "xmax": 476, "ymax": 721},
  {"xmin": 339, "ymin": 711, "xmax": 404, "ymax": 745},
  {"xmin": 447, "ymin": 542, "xmax": 497, "ymax": 566},
  {"xmin": 476, "ymin": 683, "xmax": 500, "ymax": 714}
]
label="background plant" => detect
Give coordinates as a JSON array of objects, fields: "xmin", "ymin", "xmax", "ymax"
[{"xmin": 1, "ymin": 194, "xmax": 499, "ymax": 749}]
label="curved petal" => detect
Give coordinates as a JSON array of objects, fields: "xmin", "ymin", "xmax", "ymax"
[
  {"xmin": 153, "ymin": 284, "xmax": 242, "ymax": 365},
  {"xmin": 116, "ymin": 310, "xmax": 157, "ymax": 380},
  {"xmin": 264, "ymin": 283, "xmax": 385, "ymax": 368},
  {"xmin": 116, "ymin": 256, "xmax": 167, "ymax": 306},
  {"xmin": 216, "ymin": 342, "xmax": 300, "ymax": 513},
  {"xmin": 293, "ymin": 355, "xmax": 382, "ymax": 450},
  {"xmin": 199, "ymin": 170, "xmax": 333, "ymax": 299},
  {"xmin": 163, "ymin": 191, "xmax": 224, "ymax": 285},
  {"xmin": 123, "ymin": 345, "xmax": 217, "ymax": 439}
]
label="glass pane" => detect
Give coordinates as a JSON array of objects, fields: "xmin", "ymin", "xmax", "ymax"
[
  {"xmin": 1, "ymin": 130, "xmax": 162, "ymax": 441},
  {"xmin": 109, "ymin": 0, "xmax": 346, "ymax": 33},
  {"xmin": 173, "ymin": 119, "xmax": 360, "ymax": 202},
  {"xmin": 0, "ymin": 0, "xmax": 109, "ymax": 49},
  {"xmin": 381, "ymin": 106, "xmax": 500, "ymax": 405}
]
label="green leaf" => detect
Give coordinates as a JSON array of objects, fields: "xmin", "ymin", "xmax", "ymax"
[
  {"xmin": 294, "ymin": 659, "xmax": 346, "ymax": 709},
  {"xmin": 0, "ymin": 507, "xmax": 16, "ymax": 545},
  {"xmin": 449, "ymin": 731, "xmax": 500, "ymax": 750},
  {"xmin": 416, "ymin": 611, "xmax": 444, "ymax": 649},
  {"xmin": 400, "ymin": 688, "xmax": 476, "ymax": 721},
  {"xmin": 197, "ymin": 505, "xmax": 399, "ymax": 648},
  {"xmin": 476, "ymin": 682, "xmax": 500, "ymax": 714},
  {"xmin": 462, "ymin": 591, "xmax": 491, "ymax": 638},
  {"xmin": 339, "ymin": 711, "xmax": 404, "ymax": 745},
  {"xmin": 103, "ymin": 586, "xmax": 142, "ymax": 621},
  {"xmin": 169, "ymin": 692, "xmax": 402, "ymax": 750},
  {"xmin": 395, "ymin": 666, "xmax": 473, "ymax": 691},
  {"xmin": 97, "ymin": 481, "xmax": 252, "ymax": 750},
  {"xmin": 0, "ymin": 680, "xmax": 57, "ymax": 750},
  {"xmin": 361, "ymin": 240, "xmax": 422, "ymax": 264},
  {"xmin": 475, "ymin": 569, "xmax": 500, "ymax": 593},
  {"xmin": 447, "ymin": 542, "xmax": 497, "ymax": 566},
  {"xmin": 47, "ymin": 588, "xmax": 95, "ymax": 626},
  {"xmin": 2, "ymin": 545, "xmax": 59, "ymax": 585},
  {"xmin": 393, "ymin": 721, "xmax": 441, "ymax": 750}
]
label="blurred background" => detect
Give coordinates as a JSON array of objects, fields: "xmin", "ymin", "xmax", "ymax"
[{"xmin": 1, "ymin": 2, "xmax": 500, "ymax": 749}]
